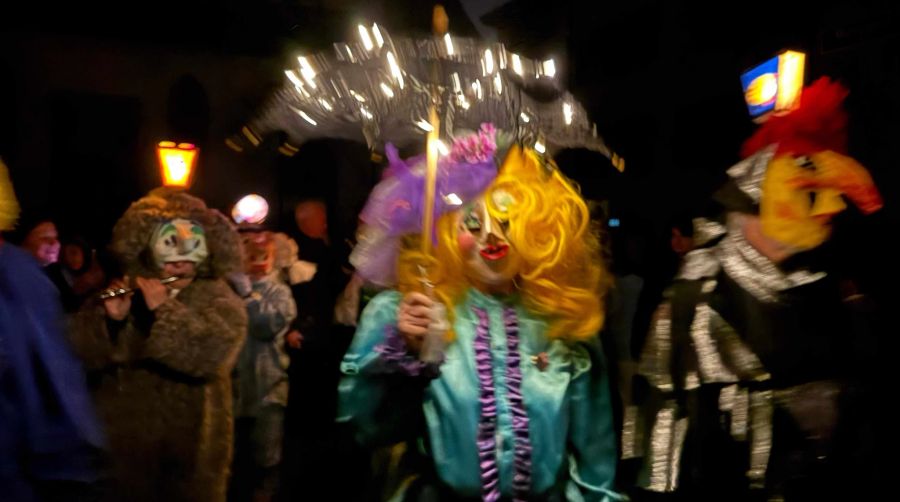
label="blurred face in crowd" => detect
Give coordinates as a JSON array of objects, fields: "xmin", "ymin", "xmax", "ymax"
[
  {"xmin": 24, "ymin": 221, "xmax": 60, "ymax": 266},
  {"xmin": 242, "ymin": 230, "xmax": 275, "ymax": 278},
  {"xmin": 294, "ymin": 201, "xmax": 327, "ymax": 240},
  {"xmin": 670, "ymin": 228, "xmax": 694, "ymax": 257},
  {"xmin": 62, "ymin": 242, "xmax": 85, "ymax": 272}
]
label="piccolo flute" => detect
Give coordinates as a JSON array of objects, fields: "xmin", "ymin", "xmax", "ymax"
[{"xmin": 98, "ymin": 276, "xmax": 180, "ymax": 300}]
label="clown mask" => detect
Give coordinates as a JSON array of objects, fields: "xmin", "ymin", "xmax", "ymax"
[
  {"xmin": 150, "ymin": 218, "xmax": 209, "ymax": 272},
  {"xmin": 760, "ymin": 151, "xmax": 882, "ymax": 252},
  {"xmin": 242, "ymin": 231, "xmax": 275, "ymax": 278},
  {"xmin": 456, "ymin": 190, "xmax": 522, "ymax": 291}
]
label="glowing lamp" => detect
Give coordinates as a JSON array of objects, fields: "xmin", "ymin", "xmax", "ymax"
[
  {"xmin": 741, "ymin": 50, "xmax": 806, "ymax": 122},
  {"xmin": 232, "ymin": 194, "xmax": 269, "ymax": 224},
  {"xmin": 157, "ymin": 141, "xmax": 198, "ymax": 188},
  {"xmin": 774, "ymin": 50, "xmax": 805, "ymax": 112}
]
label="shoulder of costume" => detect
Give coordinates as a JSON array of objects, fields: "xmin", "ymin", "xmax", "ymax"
[{"xmin": 363, "ymin": 289, "xmax": 403, "ymax": 312}]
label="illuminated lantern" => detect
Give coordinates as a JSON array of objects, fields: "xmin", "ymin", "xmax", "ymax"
[
  {"xmin": 232, "ymin": 194, "xmax": 269, "ymax": 224},
  {"xmin": 741, "ymin": 50, "xmax": 806, "ymax": 122},
  {"xmin": 157, "ymin": 141, "xmax": 199, "ymax": 188}
]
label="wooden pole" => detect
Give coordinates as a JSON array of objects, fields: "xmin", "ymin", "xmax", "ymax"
[{"xmin": 420, "ymin": 4, "xmax": 449, "ymax": 256}]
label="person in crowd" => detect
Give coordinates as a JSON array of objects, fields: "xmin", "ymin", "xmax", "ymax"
[
  {"xmin": 231, "ymin": 226, "xmax": 297, "ymax": 502},
  {"xmin": 45, "ymin": 234, "xmax": 106, "ymax": 313},
  {"xmin": 68, "ymin": 187, "xmax": 247, "ymax": 502},
  {"xmin": 340, "ymin": 127, "xmax": 623, "ymax": 501},
  {"xmin": 14, "ymin": 215, "xmax": 61, "ymax": 267},
  {"xmin": 624, "ymin": 78, "xmax": 884, "ymax": 501},
  {"xmin": 1, "ymin": 159, "xmax": 106, "ymax": 501},
  {"xmin": 281, "ymin": 197, "xmax": 356, "ymax": 500}
]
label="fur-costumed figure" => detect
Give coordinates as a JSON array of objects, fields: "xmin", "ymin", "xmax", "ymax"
[
  {"xmin": 69, "ymin": 187, "xmax": 248, "ymax": 502},
  {"xmin": 623, "ymin": 78, "xmax": 883, "ymax": 501}
]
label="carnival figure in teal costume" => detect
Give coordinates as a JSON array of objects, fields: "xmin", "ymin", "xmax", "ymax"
[{"xmin": 339, "ymin": 126, "xmax": 623, "ymax": 502}]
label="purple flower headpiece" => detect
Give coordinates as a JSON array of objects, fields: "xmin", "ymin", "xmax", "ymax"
[{"xmin": 351, "ymin": 124, "xmax": 498, "ymax": 287}]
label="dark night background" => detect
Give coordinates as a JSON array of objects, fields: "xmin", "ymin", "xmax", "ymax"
[
  {"xmin": 2, "ymin": 0, "xmax": 897, "ymax": 243},
  {"xmin": 3, "ymin": 0, "xmax": 897, "ymax": 359}
]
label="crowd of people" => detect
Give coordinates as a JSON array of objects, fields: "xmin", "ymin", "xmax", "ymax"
[{"xmin": 0, "ymin": 76, "xmax": 887, "ymax": 502}]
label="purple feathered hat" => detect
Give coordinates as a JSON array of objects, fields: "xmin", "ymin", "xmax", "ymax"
[{"xmin": 351, "ymin": 123, "xmax": 499, "ymax": 287}]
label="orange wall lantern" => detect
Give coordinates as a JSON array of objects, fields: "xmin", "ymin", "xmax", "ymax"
[{"xmin": 157, "ymin": 141, "xmax": 198, "ymax": 188}]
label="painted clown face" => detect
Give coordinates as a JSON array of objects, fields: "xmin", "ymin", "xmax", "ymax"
[
  {"xmin": 150, "ymin": 218, "xmax": 208, "ymax": 276},
  {"xmin": 759, "ymin": 150, "xmax": 882, "ymax": 253},
  {"xmin": 456, "ymin": 190, "xmax": 522, "ymax": 290},
  {"xmin": 242, "ymin": 231, "xmax": 275, "ymax": 277}
]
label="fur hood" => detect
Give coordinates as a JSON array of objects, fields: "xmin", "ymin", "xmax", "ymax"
[{"xmin": 111, "ymin": 187, "xmax": 242, "ymax": 279}]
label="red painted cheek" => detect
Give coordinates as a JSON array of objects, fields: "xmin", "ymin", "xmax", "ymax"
[{"xmin": 457, "ymin": 233, "xmax": 476, "ymax": 254}]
